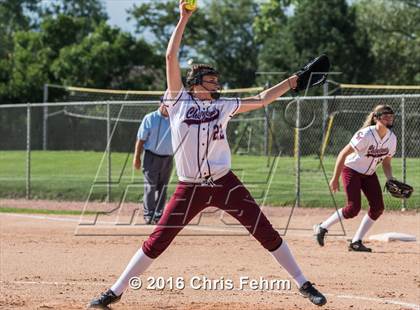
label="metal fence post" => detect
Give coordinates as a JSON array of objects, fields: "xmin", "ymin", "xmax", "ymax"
[
  {"xmin": 107, "ymin": 101, "xmax": 111, "ymax": 202},
  {"xmin": 322, "ymin": 81, "xmax": 329, "ymax": 143},
  {"xmin": 264, "ymin": 80, "xmax": 270, "ymax": 158},
  {"xmin": 264, "ymin": 105, "xmax": 268, "ymax": 157},
  {"xmin": 401, "ymin": 96, "xmax": 407, "ymax": 211},
  {"xmin": 295, "ymin": 98, "xmax": 301, "ymax": 208},
  {"xmin": 26, "ymin": 102, "xmax": 31, "ymax": 199},
  {"xmin": 42, "ymin": 84, "xmax": 48, "ymax": 150}
]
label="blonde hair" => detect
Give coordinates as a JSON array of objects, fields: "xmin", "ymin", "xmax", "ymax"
[{"xmin": 361, "ymin": 104, "xmax": 394, "ymax": 128}]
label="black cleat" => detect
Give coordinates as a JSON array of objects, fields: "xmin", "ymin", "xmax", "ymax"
[
  {"xmin": 88, "ymin": 289, "xmax": 122, "ymax": 309},
  {"xmin": 313, "ymin": 223, "xmax": 328, "ymax": 247},
  {"xmin": 299, "ymin": 281, "xmax": 327, "ymax": 306},
  {"xmin": 349, "ymin": 240, "xmax": 372, "ymax": 252}
]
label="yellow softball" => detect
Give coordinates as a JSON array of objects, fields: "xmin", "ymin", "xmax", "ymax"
[{"xmin": 185, "ymin": 0, "xmax": 197, "ymax": 11}]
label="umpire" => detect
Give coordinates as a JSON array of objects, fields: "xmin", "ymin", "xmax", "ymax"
[{"xmin": 133, "ymin": 101, "xmax": 173, "ymax": 224}]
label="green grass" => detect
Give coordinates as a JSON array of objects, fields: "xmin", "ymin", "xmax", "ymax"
[
  {"xmin": 0, "ymin": 151, "xmax": 418, "ymax": 209},
  {"xmin": 0, "ymin": 206, "xmax": 97, "ymax": 215}
]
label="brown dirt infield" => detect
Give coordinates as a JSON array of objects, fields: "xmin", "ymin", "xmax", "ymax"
[{"xmin": 1, "ymin": 199, "xmax": 419, "ymax": 309}]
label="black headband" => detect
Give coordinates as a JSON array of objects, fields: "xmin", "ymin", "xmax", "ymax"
[
  {"xmin": 375, "ymin": 110, "xmax": 394, "ymax": 117},
  {"xmin": 187, "ymin": 68, "xmax": 219, "ymax": 87}
]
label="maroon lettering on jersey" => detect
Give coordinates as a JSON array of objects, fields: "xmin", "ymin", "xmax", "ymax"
[
  {"xmin": 183, "ymin": 107, "xmax": 220, "ymax": 126},
  {"xmin": 366, "ymin": 145, "xmax": 389, "ymax": 158},
  {"xmin": 356, "ymin": 131, "xmax": 364, "ymax": 140}
]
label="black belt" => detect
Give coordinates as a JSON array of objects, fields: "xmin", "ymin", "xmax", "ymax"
[{"xmin": 145, "ymin": 149, "xmax": 172, "ymax": 158}]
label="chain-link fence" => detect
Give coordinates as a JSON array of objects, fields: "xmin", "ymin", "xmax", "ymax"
[
  {"xmin": 274, "ymin": 94, "xmax": 420, "ymax": 211},
  {"xmin": 0, "ymin": 90, "xmax": 419, "ymax": 210}
]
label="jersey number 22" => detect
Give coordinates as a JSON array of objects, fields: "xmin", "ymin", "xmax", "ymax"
[{"xmin": 213, "ymin": 124, "xmax": 225, "ymax": 140}]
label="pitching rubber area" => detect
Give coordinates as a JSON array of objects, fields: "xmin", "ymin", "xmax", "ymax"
[{"xmin": 1, "ymin": 199, "xmax": 419, "ymax": 309}]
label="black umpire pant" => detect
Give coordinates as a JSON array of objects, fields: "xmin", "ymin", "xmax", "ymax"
[{"xmin": 142, "ymin": 150, "xmax": 173, "ymax": 220}]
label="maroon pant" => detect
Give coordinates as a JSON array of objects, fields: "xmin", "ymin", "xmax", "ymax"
[
  {"xmin": 341, "ymin": 166, "xmax": 384, "ymax": 221},
  {"xmin": 142, "ymin": 171, "xmax": 282, "ymax": 258}
]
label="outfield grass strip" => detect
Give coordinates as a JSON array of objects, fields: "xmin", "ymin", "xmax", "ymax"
[{"xmin": 0, "ymin": 207, "xmax": 97, "ymax": 216}]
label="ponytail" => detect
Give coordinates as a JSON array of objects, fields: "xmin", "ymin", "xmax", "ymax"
[
  {"xmin": 362, "ymin": 112, "xmax": 376, "ymax": 128},
  {"xmin": 361, "ymin": 104, "xmax": 394, "ymax": 129}
]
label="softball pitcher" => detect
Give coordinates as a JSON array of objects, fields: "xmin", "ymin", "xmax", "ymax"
[
  {"xmin": 314, "ymin": 104, "xmax": 397, "ymax": 252},
  {"xmin": 89, "ymin": 1, "xmax": 328, "ymax": 307}
]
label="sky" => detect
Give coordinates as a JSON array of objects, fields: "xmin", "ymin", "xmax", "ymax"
[{"xmin": 105, "ymin": 0, "xmax": 144, "ymax": 35}]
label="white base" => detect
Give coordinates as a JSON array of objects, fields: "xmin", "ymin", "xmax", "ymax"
[{"xmin": 368, "ymin": 232, "xmax": 416, "ymax": 242}]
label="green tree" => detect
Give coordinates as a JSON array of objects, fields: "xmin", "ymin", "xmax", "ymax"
[
  {"xmin": 0, "ymin": 0, "xmax": 38, "ymax": 33},
  {"xmin": 355, "ymin": 0, "xmax": 420, "ymax": 84},
  {"xmin": 256, "ymin": 0, "xmax": 374, "ymax": 84},
  {"xmin": 40, "ymin": 15, "xmax": 96, "ymax": 57},
  {"xmin": 0, "ymin": 0, "xmax": 112, "ymax": 103},
  {"xmin": 253, "ymin": 0, "xmax": 290, "ymax": 43},
  {"xmin": 253, "ymin": 0, "xmax": 294, "ymax": 85},
  {"xmin": 51, "ymin": 22, "xmax": 161, "ymax": 89},
  {"xmin": 40, "ymin": 0, "xmax": 108, "ymax": 24},
  {"xmin": 196, "ymin": 0, "xmax": 260, "ymax": 88},
  {"xmin": 130, "ymin": 0, "xmax": 260, "ymax": 88},
  {"xmin": 0, "ymin": 0, "xmax": 39, "ymax": 102},
  {"xmin": 8, "ymin": 31, "xmax": 51, "ymax": 102},
  {"xmin": 2, "ymin": 1, "xmax": 163, "ymax": 103},
  {"xmin": 129, "ymin": 1, "xmax": 180, "ymax": 52},
  {"xmin": 7, "ymin": 15, "xmax": 96, "ymax": 103}
]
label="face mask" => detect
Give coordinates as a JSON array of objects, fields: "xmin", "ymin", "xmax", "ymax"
[
  {"xmin": 201, "ymin": 82, "xmax": 220, "ymax": 100},
  {"xmin": 210, "ymin": 91, "xmax": 221, "ymax": 100},
  {"xmin": 376, "ymin": 111, "xmax": 394, "ymax": 129}
]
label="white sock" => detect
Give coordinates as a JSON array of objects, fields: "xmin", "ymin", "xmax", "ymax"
[
  {"xmin": 110, "ymin": 248, "xmax": 154, "ymax": 296},
  {"xmin": 320, "ymin": 208, "xmax": 344, "ymax": 230},
  {"xmin": 352, "ymin": 214, "xmax": 375, "ymax": 243},
  {"xmin": 270, "ymin": 241, "xmax": 308, "ymax": 288}
]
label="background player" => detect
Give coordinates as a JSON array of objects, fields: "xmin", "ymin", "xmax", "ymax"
[
  {"xmin": 89, "ymin": 1, "xmax": 327, "ymax": 307},
  {"xmin": 314, "ymin": 104, "xmax": 397, "ymax": 252}
]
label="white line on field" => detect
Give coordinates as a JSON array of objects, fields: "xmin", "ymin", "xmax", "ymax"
[
  {"xmin": 0, "ymin": 280, "xmax": 108, "ymax": 286},
  {"xmin": 324, "ymin": 293, "xmax": 420, "ymax": 310},
  {"xmin": 0, "ymin": 213, "xmax": 248, "ymax": 234},
  {"xmin": 0, "ymin": 213, "xmax": 344, "ymax": 237},
  {"xmin": 2, "ymin": 213, "xmax": 419, "ymax": 244},
  {"xmin": 1, "ymin": 280, "xmax": 419, "ymax": 309},
  {"xmin": 1, "ymin": 213, "xmax": 81, "ymax": 223}
]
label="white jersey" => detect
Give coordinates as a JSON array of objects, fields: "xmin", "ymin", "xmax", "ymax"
[
  {"xmin": 163, "ymin": 88, "xmax": 241, "ymax": 183},
  {"xmin": 345, "ymin": 125, "xmax": 397, "ymax": 175}
]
